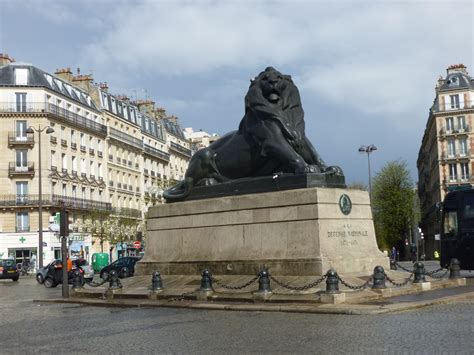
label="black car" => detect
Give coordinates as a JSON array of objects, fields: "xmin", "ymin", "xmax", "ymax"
[
  {"xmin": 0, "ymin": 259, "xmax": 19, "ymax": 281},
  {"xmin": 100, "ymin": 257, "xmax": 141, "ymax": 280},
  {"xmin": 43, "ymin": 262, "xmax": 86, "ymax": 288}
]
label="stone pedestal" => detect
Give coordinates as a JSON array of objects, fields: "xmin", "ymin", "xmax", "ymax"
[{"xmin": 136, "ymin": 187, "xmax": 389, "ymax": 276}]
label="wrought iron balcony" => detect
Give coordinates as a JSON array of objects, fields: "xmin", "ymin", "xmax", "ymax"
[
  {"xmin": 50, "ymin": 136, "xmax": 57, "ymax": 144},
  {"xmin": 143, "ymin": 144, "xmax": 170, "ymax": 162},
  {"xmin": 0, "ymin": 102, "xmax": 107, "ymax": 136},
  {"xmin": 8, "ymin": 162, "xmax": 34, "ymax": 177},
  {"xmin": 98, "ymin": 151, "xmax": 103, "ymax": 158},
  {"xmin": 71, "ymin": 142, "xmax": 77, "ymax": 150},
  {"xmin": 89, "ymin": 148, "xmax": 95, "ymax": 155},
  {"xmin": 169, "ymin": 141, "xmax": 192, "ymax": 158},
  {"xmin": 109, "ymin": 127, "xmax": 143, "ymax": 150},
  {"xmin": 439, "ymin": 125, "xmax": 470, "ymax": 136},
  {"xmin": 0, "ymin": 194, "xmax": 111, "ymax": 211},
  {"xmin": 61, "ymin": 139, "xmax": 67, "ymax": 147},
  {"xmin": 434, "ymin": 100, "xmax": 474, "ymax": 113},
  {"xmin": 8, "ymin": 132, "xmax": 34, "ymax": 148},
  {"xmin": 80, "ymin": 145, "xmax": 86, "ymax": 152}
]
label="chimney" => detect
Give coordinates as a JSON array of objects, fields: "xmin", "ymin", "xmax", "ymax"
[
  {"xmin": 167, "ymin": 115, "xmax": 178, "ymax": 124},
  {"xmin": 447, "ymin": 64, "xmax": 468, "ymax": 75},
  {"xmin": 135, "ymin": 99, "xmax": 155, "ymax": 114},
  {"xmin": 117, "ymin": 95, "xmax": 130, "ymax": 104},
  {"xmin": 55, "ymin": 67, "xmax": 73, "ymax": 83},
  {"xmin": 99, "ymin": 82, "xmax": 108, "ymax": 92},
  {"xmin": 72, "ymin": 73, "xmax": 94, "ymax": 94},
  {"xmin": 0, "ymin": 53, "xmax": 15, "ymax": 66},
  {"xmin": 153, "ymin": 107, "xmax": 167, "ymax": 120}
]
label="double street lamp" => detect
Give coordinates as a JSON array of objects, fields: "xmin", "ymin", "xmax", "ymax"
[
  {"xmin": 25, "ymin": 125, "xmax": 54, "ymax": 268},
  {"xmin": 358, "ymin": 144, "xmax": 377, "ymax": 200}
]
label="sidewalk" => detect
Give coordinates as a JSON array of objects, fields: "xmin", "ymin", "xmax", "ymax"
[{"xmin": 35, "ymin": 270, "xmax": 474, "ymax": 315}]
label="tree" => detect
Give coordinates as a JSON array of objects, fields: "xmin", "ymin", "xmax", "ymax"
[
  {"xmin": 371, "ymin": 160, "xmax": 416, "ymax": 250},
  {"xmin": 76, "ymin": 210, "xmax": 112, "ymax": 253}
]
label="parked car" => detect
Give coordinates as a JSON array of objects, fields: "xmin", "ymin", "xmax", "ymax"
[
  {"xmin": 100, "ymin": 257, "xmax": 142, "ymax": 280},
  {"xmin": 0, "ymin": 259, "xmax": 19, "ymax": 281},
  {"xmin": 43, "ymin": 261, "xmax": 86, "ymax": 288},
  {"xmin": 36, "ymin": 260, "xmax": 61, "ymax": 284}
]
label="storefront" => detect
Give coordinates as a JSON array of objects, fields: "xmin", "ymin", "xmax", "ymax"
[
  {"xmin": 0, "ymin": 231, "xmax": 62, "ymax": 267},
  {"xmin": 68, "ymin": 233, "xmax": 92, "ymax": 263}
]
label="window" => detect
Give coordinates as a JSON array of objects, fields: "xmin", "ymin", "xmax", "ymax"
[
  {"xmin": 62, "ymin": 183, "xmax": 67, "ymax": 196},
  {"xmin": 16, "ymin": 212, "xmax": 29, "ymax": 232},
  {"xmin": 446, "ymin": 117, "xmax": 454, "ymax": 132},
  {"xmin": 460, "ymin": 139, "xmax": 468, "ymax": 156},
  {"xmin": 71, "ymin": 130, "xmax": 76, "ymax": 144},
  {"xmin": 15, "ymin": 93, "xmax": 27, "ymax": 112},
  {"xmin": 450, "ymin": 94, "xmax": 460, "ymax": 109},
  {"xmin": 447, "ymin": 139, "xmax": 456, "ymax": 157},
  {"xmin": 461, "ymin": 162, "xmax": 469, "ymax": 180},
  {"xmin": 449, "ymin": 163, "xmax": 457, "ymax": 181},
  {"xmin": 14, "ymin": 68, "xmax": 28, "ymax": 85},
  {"xmin": 444, "ymin": 211, "xmax": 458, "ymax": 235},
  {"xmin": 62, "ymin": 153, "xmax": 67, "ymax": 170},
  {"xmin": 97, "ymin": 139, "xmax": 102, "ymax": 152},
  {"xmin": 98, "ymin": 163, "xmax": 102, "ymax": 177},
  {"xmin": 72, "ymin": 156, "xmax": 77, "ymax": 171},
  {"xmin": 80, "ymin": 133, "xmax": 85, "ymax": 146},
  {"xmin": 16, "ymin": 149, "xmax": 27, "ymax": 169},
  {"xmin": 16, "ymin": 182, "xmax": 28, "ymax": 203},
  {"xmin": 458, "ymin": 116, "xmax": 466, "ymax": 131},
  {"xmin": 72, "ymin": 185, "xmax": 77, "ymax": 198},
  {"xmin": 16, "ymin": 120, "xmax": 27, "ymax": 139},
  {"xmin": 90, "ymin": 161, "xmax": 95, "ymax": 175},
  {"xmin": 81, "ymin": 158, "xmax": 86, "ymax": 173},
  {"xmin": 82, "ymin": 187, "xmax": 86, "ymax": 200}
]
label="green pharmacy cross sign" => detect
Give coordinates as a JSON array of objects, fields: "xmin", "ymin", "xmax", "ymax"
[{"xmin": 19, "ymin": 236, "xmax": 26, "ymax": 243}]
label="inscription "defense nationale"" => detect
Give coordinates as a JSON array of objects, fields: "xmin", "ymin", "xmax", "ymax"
[{"xmin": 327, "ymin": 230, "xmax": 368, "ymax": 238}]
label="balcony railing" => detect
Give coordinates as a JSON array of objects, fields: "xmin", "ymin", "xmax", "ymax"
[
  {"xmin": 8, "ymin": 132, "xmax": 34, "ymax": 148},
  {"xmin": 111, "ymin": 207, "xmax": 141, "ymax": 218},
  {"xmin": 0, "ymin": 102, "xmax": 107, "ymax": 136},
  {"xmin": 434, "ymin": 100, "xmax": 474, "ymax": 113},
  {"xmin": 143, "ymin": 144, "xmax": 170, "ymax": 162},
  {"xmin": 439, "ymin": 126, "xmax": 470, "ymax": 135},
  {"xmin": 50, "ymin": 136, "xmax": 57, "ymax": 144},
  {"xmin": 80, "ymin": 145, "xmax": 86, "ymax": 152},
  {"xmin": 8, "ymin": 162, "xmax": 34, "ymax": 177},
  {"xmin": 16, "ymin": 226, "xmax": 30, "ymax": 232},
  {"xmin": 0, "ymin": 194, "xmax": 111, "ymax": 211},
  {"xmin": 109, "ymin": 127, "xmax": 143, "ymax": 150},
  {"xmin": 71, "ymin": 142, "xmax": 77, "ymax": 150},
  {"xmin": 61, "ymin": 139, "xmax": 67, "ymax": 147},
  {"xmin": 98, "ymin": 151, "xmax": 103, "ymax": 158},
  {"xmin": 169, "ymin": 141, "xmax": 192, "ymax": 158},
  {"xmin": 440, "ymin": 152, "xmax": 470, "ymax": 160},
  {"xmin": 89, "ymin": 148, "xmax": 95, "ymax": 155}
]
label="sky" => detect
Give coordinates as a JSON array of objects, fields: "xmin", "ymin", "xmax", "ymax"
[{"xmin": 0, "ymin": 0, "xmax": 473, "ymax": 185}]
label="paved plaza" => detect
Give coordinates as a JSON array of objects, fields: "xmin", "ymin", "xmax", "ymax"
[{"xmin": 1, "ymin": 271, "xmax": 474, "ymax": 354}]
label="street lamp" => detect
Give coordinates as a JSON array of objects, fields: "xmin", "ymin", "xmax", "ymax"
[
  {"xmin": 25, "ymin": 125, "xmax": 54, "ymax": 268},
  {"xmin": 358, "ymin": 144, "xmax": 377, "ymax": 200}
]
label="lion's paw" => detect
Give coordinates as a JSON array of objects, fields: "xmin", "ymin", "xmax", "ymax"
[{"xmin": 323, "ymin": 166, "xmax": 344, "ymax": 176}]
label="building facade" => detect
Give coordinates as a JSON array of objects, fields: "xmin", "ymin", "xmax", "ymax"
[
  {"xmin": 417, "ymin": 64, "xmax": 474, "ymax": 258},
  {"xmin": 0, "ymin": 54, "xmax": 191, "ymax": 265}
]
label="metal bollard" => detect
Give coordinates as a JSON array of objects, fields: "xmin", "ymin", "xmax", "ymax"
[
  {"xmin": 109, "ymin": 270, "xmax": 122, "ymax": 290},
  {"xmin": 151, "ymin": 271, "xmax": 163, "ymax": 291},
  {"xmin": 72, "ymin": 270, "xmax": 84, "ymax": 289},
  {"xmin": 257, "ymin": 269, "xmax": 272, "ymax": 293},
  {"xmin": 413, "ymin": 262, "xmax": 426, "ymax": 283},
  {"xmin": 449, "ymin": 258, "xmax": 461, "ymax": 279},
  {"xmin": 199, "ymin": 269, "xmax": 213, "ymax": 292},
  {"xmin": 372, "ymin": 266, "xmax": 387, "ymax": 289},
  {"xmin": 325, "ymin": 269, "xmax": 340, "ymax": 294},
  {"xmin": 390, "ymin": 259, "xmax": 397, "ymax": 270}
]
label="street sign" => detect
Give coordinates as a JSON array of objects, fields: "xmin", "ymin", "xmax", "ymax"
[
  {"xmin": 69, "ymin": 233, "xmax": 87, "ymax": 241},
  {"xmin": 133, "ymin": 241, "xmax": 141, "ymax": 249},
  {"xmin": 435, "ymin": 234, "xmax": 440, "ymax": 241},
  {"xmin": 49, "ymin": 223, "xmax": 60, "ymax": 232}
]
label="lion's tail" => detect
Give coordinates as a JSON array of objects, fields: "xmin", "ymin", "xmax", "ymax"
[{"xmin": 163, "ymin": 180, "xmax": 191, "ymax": 202}]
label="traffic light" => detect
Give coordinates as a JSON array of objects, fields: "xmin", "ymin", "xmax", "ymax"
[{"xmin": 59, "ymin": 211, "xmax": 73, "ymax": 238}]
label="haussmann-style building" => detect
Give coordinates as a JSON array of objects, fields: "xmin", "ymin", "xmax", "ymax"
[
  {"xmin": 0, "ymin": 53, "xmax": 191, "ymax": 266},
  {"xmin": 417, "ymin": 64, "xmax": 474, "ymax": 258}
]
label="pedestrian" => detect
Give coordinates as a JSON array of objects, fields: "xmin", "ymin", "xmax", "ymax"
[
  {"xmin": 410, "ymin": 243, "xmax": 417, "ymax": 263},
  {"xmin": 390, "ymin": 247, "xmax": 398, "ymax": 261}
]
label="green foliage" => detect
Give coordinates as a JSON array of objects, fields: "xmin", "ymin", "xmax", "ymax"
[
  {"xmin": 347, "ymin": 181, "xmax": 368, "ymax": 191},
  {"xmin": 371, "ymin": 160, "xmax": 416, "ymax": 249}
]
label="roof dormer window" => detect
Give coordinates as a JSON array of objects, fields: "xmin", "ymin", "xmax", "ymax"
[{"xmin": 15, "ymin": 68, "xmax": 28, "ymax": 85}]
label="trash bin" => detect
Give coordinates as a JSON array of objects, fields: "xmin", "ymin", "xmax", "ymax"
[{"xmin": 92, "ymin": 253, "xmax": 109, "ymax": 273}]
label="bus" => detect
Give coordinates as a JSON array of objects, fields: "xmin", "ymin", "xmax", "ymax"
[{"xmin": 440, "ymin": 189, "xmax": 474, "ymax": 270}]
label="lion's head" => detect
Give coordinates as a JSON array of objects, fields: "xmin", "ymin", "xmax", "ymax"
[{"xmin": 244, "ymin": 67, "xmax": 302, "ymax": 114}]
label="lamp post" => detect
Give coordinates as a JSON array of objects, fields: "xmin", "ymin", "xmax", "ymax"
[
  {"xmin": 358, "ymin": 144, "xmax": 377, "ymax": 200},
  {"xmin": 25, "ymin": 125, "xmax": 54, "ymax": 268}
]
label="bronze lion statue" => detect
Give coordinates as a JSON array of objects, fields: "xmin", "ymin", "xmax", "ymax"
[{"xmin": 164, "ymin": 67, "xmax": 343, "ymax": 201}]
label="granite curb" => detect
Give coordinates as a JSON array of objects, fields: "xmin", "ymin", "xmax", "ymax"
[{"xmin": 34, "ymin": 289, "xmax": 474, "ymax": 315}]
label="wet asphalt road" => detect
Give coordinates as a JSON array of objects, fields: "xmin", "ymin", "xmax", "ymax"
[{"xmin": 1, "ymin": 264, "xmax": 473, "ymax": 354}]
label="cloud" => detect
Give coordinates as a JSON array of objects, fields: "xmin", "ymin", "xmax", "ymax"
[{"xmin": 82, "ymin": 0, "xmax": 472, "ymax": 119}]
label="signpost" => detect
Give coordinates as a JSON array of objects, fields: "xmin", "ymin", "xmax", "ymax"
[{"xmin": 133, "ymin": 241, "xmax": 141, "ymax": 249}]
